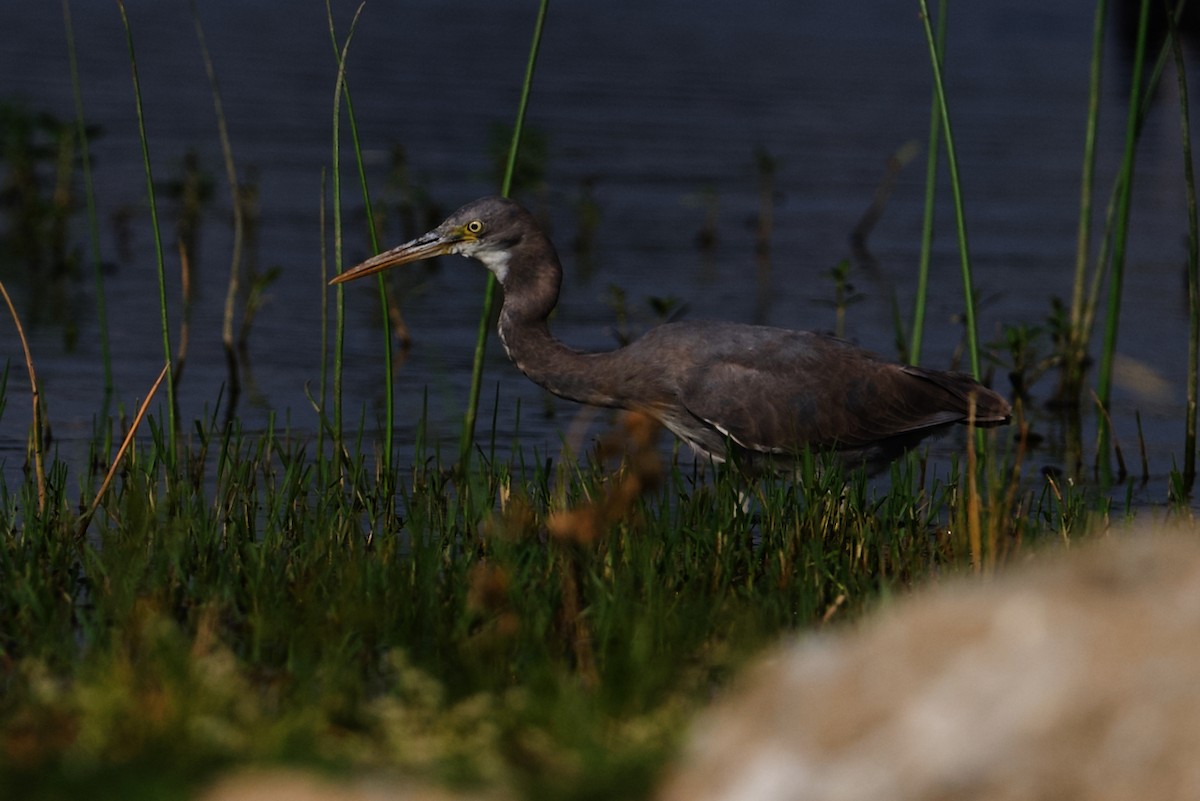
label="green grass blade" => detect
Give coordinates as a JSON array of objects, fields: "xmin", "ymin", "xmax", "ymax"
[
  {"xmin": 917, "ymin": 0, "xmax": 980, "ymax": 380},
  {"xmin": 62, "ymin": 0, "xmax": 112, "ymax": 402},
  {"xmin": 1095, "ymin": 0, "xmax": 1151, "ymax": 474},
  {"xmin": 459, "ymin": 0, "xmax": 550, "ymax": 469},
  {"xmin": 116, "ymin": 0, "xmax": 175, "ymax": 464},
  {"xmin": 910, "ymin": 0, "xmax": 947, "ymax": 366},
  {"xmin": 325, "ymin": 4, "xmax": 393, "ymax": 481},
  {"xmin": 327, "ymin": 2, "xmax": 366, "ymax": 462}
]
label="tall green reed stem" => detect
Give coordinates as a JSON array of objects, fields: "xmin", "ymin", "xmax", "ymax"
[
  {"xmin": 327, "ymin": 3, "xmax": 365, "ymax": 460},
  {"xmin": 1064, "ymin": 0, "xmax": 1108, "ymax": 404},
  {"xmin": 910, "ymin": 0, "xmax": 947, "ymax": 366},
  {"xmin": 459, "ymin": 0, "xmax": 550, "ymax": 468},
  {"xmin": 62, "ymin": 0, "xmax": 112, "ymax": 402},
  {"xmin": 1095, "ymin": 0, "xmax": 1151, "ymax": 474},
  {"xmin": 1060, "ymin": 1, "xmax": 1181, "ymax": 483},
  {"xmin": 1081, "ymin": 11, "xmax": 1180, "ymax": 353},
  {"xmin": 917, "ymin": 0, "xmax": 980, "ymax": 380},
  {"xmin": 325, "ymin": 1, "xmax": 393, "ymax": 480},
  {"xmin": 1167, "ymin": 6, "xmax": 1199, "ymax": 493},
  {"xmin": 117, "ymin": 0, "xmax": 175, "ymax": 464},
  {"xmin": 317, "ymin": 168, "xmax": 330, "ymax": 465}
]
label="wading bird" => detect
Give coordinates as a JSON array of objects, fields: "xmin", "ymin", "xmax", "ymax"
[{"xmin": 332, "ymin": 197, "xmax": 1010, "ymax": 470}]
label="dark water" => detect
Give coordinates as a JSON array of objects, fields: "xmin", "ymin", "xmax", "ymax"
[{"xmin": 1, "ymin": 1, "xmax": 1196, "ymax": 503}]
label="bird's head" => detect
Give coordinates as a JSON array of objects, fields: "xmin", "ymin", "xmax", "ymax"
[{"xmin": 330, "ymin": 196, "xmax": 534, "ymax": 286}]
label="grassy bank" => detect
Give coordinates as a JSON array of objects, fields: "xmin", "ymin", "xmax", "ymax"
[{"xmin": 2, "ymin": 402, "xmax": 1063, "ymax": 801}]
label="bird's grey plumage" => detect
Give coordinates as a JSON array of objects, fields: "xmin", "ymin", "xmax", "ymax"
[{"xmin": 333, "ymin": 196, "xmax": 1011, "ymax": 470}]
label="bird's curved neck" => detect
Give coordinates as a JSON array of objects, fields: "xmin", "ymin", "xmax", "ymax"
[
  {"xmin": 493, "ymin": 235, "xmax": 624, "ymax": 408},
  {"xmin": 497, "ymin": 316, "xmax": 619, "ymax": 407}
]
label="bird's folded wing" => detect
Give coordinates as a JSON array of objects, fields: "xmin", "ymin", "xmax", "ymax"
[{"xmin": 680, "ymin": 352, "xmax": 974, "ymax": 456}]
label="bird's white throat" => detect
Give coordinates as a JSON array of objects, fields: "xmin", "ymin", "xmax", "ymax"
[{"xmin": 463, "ymin": 243, "xmax": 510, "ymax": 283}]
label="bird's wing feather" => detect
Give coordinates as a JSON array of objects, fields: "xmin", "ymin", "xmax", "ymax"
[{"xmin": 667, "ymin": 324, "xmax": 986, "ymax": 456}]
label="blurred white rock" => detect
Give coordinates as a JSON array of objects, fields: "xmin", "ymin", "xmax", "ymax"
[{"xmin": 658, "ymin": 522, "xmax": 1200, "ymax": 801}]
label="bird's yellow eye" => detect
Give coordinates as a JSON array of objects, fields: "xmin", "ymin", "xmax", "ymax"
[{"xmin": 465, "ymin": 220, "xmax": 485, "ymax": 235}]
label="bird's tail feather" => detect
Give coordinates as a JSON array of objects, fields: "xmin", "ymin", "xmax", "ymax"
[{"xmin": 901, "ymin": 365, "xmax": 1012, "ymax": 425}]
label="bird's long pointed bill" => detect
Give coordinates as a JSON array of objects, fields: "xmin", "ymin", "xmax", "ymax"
[{"xmin": 329, "ymin": 231, "xmax": 452, "ymax": 285}]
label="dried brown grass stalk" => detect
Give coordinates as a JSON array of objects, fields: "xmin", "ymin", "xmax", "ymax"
[
  {"xmin": 966, "ymin": 396, "xmax": 981, "ymax": 574},
  {"xmin": 546, "ymin": 411, "xmax": 664, "ymax": 686},
  {"xmin": 0, "ymin": 278, "xmax": 46, "ymax": 513},
  {"xmin": 76, "ymin": 362, "xmax": 170, "ymax": 539}
]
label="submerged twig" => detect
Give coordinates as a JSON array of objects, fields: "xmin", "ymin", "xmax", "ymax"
[
  {"xmin": 189, "ymin": 0, "xmax": 246, "ymax": 427},
  {"xmin": 852, "ymin": 139, "xmax": 919, "ymax": 274}
]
